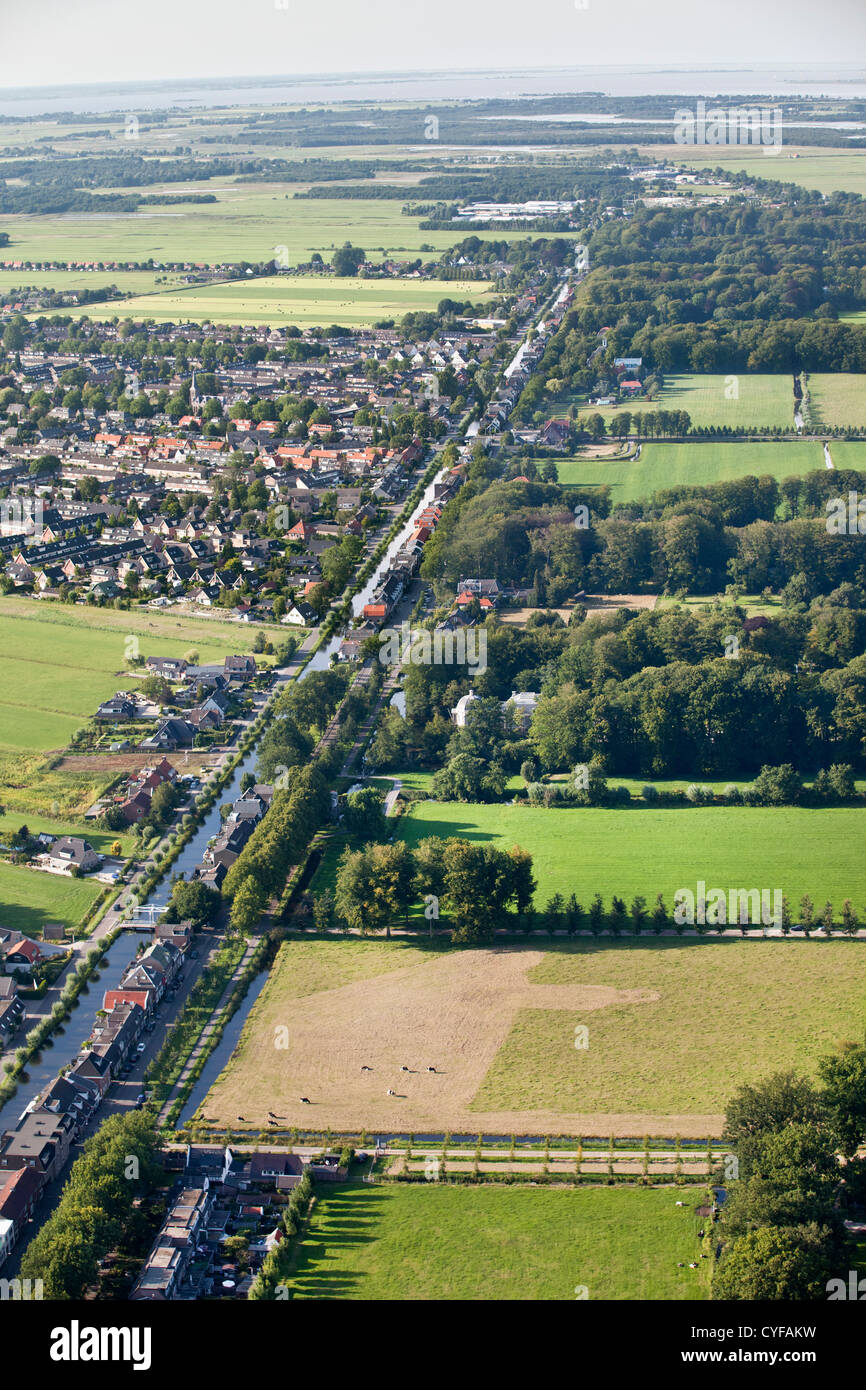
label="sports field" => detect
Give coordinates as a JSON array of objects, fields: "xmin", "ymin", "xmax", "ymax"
[
  {"xmin": 289, "ymin": 1184, "xmax": 711, "ymax": 1301},
  {"xmin": 399, "ymin": 800, "xmax": 866, "ymax": 906},
  {"xmin": 201, "ymin": 934, "xmax": 865, "ymax": 1136},
  {"xmin": 0, "ymin": 596, "xmax": 266, "ymax": 754},
  {"xmin": 82, "ymin": 274, "xmax": 497, "ymax": 328},
  {"xmin": 576, "ymin": 374, "xmax": 795, "ymax": 430},
  {"xmin": 806, "ymin": 375, "xmax": 866, "ymax": 431},
  {"xmin": 556, "ymin": 440, "xmax": 826, "ymax": 501}
]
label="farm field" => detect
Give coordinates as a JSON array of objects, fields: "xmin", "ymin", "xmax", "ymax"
[
  {"xmin": 200, "ymin": 934, "xmax": 865, "ymax": 1136},
  {"xmin": 0, "ymin": 186, "xmax": 530, "ymax": 269},
  {"xmin": 0, "ymin": 596, "xmax": 266, "ymax": 755},
  {"xmin": 0, "ymin": 859, "xmax": 102, "ymax": 937},
  {"xmin": 806, "ymin": 375, "xmax": 866, "ymax": 430},
  {"xmin": 556, "ymin": 441, "xmax": 826, "ymax": 502},
  {"xmin": 399, "ymin": 799, "xmax": 866, "ymax": 906},
  {"xmin": 572, "ymin": 374, "xmax": 795, "ymax": 429},
  {"xmin": 82, "ymin": 274, "xmax": 497, "ymax": 329},
  {"xmin": 0, "ymin": 269, "xmax": 184, "ymax": 296},
  {"xmin": 289, "ymin": 1183, "xmax": 710, "ymax": 1301}
]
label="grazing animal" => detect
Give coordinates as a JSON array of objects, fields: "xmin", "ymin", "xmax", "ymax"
[
  {"xmin": 400, "ymin": 1065, "xmax": 409, "ymax": 1072},
  {"xmin": 237, "ymin": 1116, "xmax": 245, "ymax": 1121},
  {"xmin": 300, "ymin": 1097, "xmax": 311, "ymax": 1104},
  {"xmin": 360, "ymin": 1065, "xmax": 372, "ymax": 1072},
  {"xmin": 427, "ymin": 1066, "xmax": 436, "ymax": 1073},
  {"xmin": 387, "ymin": 1089, "xmax": 395, "ymax": 1096}
]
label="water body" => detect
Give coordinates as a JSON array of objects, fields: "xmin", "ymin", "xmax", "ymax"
[
  {"xmin": 175, "ymin": 969, "xmax": 269, "ymax": 1128},
  {"xmin": 2, "ymin": 65, "xmax": 865, "ymax": 117},
  {"xmin": 0, "ymin": 931, "xmax": 140, "ymax": 1134}
]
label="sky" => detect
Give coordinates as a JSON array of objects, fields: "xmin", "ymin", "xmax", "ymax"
[{"xmin": 0, "ymin": 0, "xmax": 863, "ymax": 91}]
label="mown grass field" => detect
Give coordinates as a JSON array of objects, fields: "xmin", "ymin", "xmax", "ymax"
[
  {"xmin": 0, "ymin": 859, "xmax": 101, "ymax": 936},
  {"xmin": 471, "ymin": 938, "xmax": 866, "ymax": 1122},
  {"xmin": 398, "ymin": 799, "xmax": 866, "ymax": 905},
  {"xmin": 556, "ymin": 440, "xmax": 826, "ymax": 502},
  {"xmin": 806, "ymin": 375, "xmax": 866, "ymax": 430},
  {"xmin": 289, "ymin": 1183, "xmax": 710, "ymax": 1301},
  {"xmin": 0, "ymin": 596, "xmax": 266, "ymax": 754},
  {"xmin": 571, "ymin": 374, "xmax": 795, "ymax": 429},
  {"xmin": 82, "ymin": 274, "xmax": 496, "ymax": 328}
]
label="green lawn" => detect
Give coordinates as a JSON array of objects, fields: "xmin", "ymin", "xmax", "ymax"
[
  {"xmin": 0, "ymin": 596, "xmax": 265, "ymax": 754},
  {"xmin": 556, "ymin": 441, "xmax": 826, "ymax": 502},
  {"xmin": 806, "ymin": 376, "xmax": 866, "ymax": 431},
  {"xmin": 0, "ymin": 859, "xmax": 102, "ymax": 937},
  {"xmin": 81, "ymin": 274, "xmax": 496, "ymax": 329},
  {"xmin": 398, "ymin": 800, "xmax": 866, "ymax": 906},
  {"xmin": 572, "ymin": 374, "xmax": 795, "ymax": 430},
  {"xmin": 290, "ymin": 1182, "xmax": 710, "ymax": 1301},
  {"xmin": 472, "ymin": 938, "xmax": 866, "ymax": 1117},
  {"xmin": 0, "ymin": 809, "xmax": 134, "ymax": 858}
]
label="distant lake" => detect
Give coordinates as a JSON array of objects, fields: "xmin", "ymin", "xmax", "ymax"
[{"xmin": 2, "ymin": 64, "xmax": 866, "ymax": 117}]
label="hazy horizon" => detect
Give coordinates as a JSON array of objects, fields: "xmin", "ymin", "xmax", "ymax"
[{"xmin": 2, "ymin": 0, "xmax": 864, "ymax": 94}]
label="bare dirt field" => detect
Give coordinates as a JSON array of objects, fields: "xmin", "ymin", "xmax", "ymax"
[{"xmin": 201, "ymin": 940, "xmax": 721, "ymax": 1137}]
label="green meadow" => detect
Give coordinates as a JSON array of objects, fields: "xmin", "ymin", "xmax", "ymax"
[
  {"xmin": 398, "ymin": 799, "xmax": 866, "ymax": 906},
  {"xmin": 290, "ymin": 1183, "xmax": 710, "ymax": 1301},
  {"xmin": 806, "ymin": 376, "xmax": 866, "ymax": 431},
  {"xmin": 472, "ymin": 938, "xmax": 866, "ymax": 1118},
  {"xmin": 0, "ymin": 596, "xmax": 266, "ymax": 754},
  {"xmin": 572, "ymin": 373, "xmax": 795, "ymax": 430},
  {"xmin": 1, "ymin": 185, "xmax": 529, "ymax": 269},
  {"xmin": 556, "ymin": 440, "xmax": 826, "ymax": 502}
]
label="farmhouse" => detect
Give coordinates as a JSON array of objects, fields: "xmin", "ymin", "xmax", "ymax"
[{"xmin": 46, "ymin": 837, "xmax": 101, "ymax": 875}]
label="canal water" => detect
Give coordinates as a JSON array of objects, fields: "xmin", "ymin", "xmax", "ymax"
[{"xmin": 0, "ymin": 930, "xmax": 141, "ymax": 1134}]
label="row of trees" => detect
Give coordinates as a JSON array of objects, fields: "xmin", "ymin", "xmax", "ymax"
[
  {"xmin": 19, "ymin": 1112, "xmax": 162, "ymax": 1299},
  {"xmin": 223, "ymin": 763, "xmax": 331, "ymax": 934}
]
